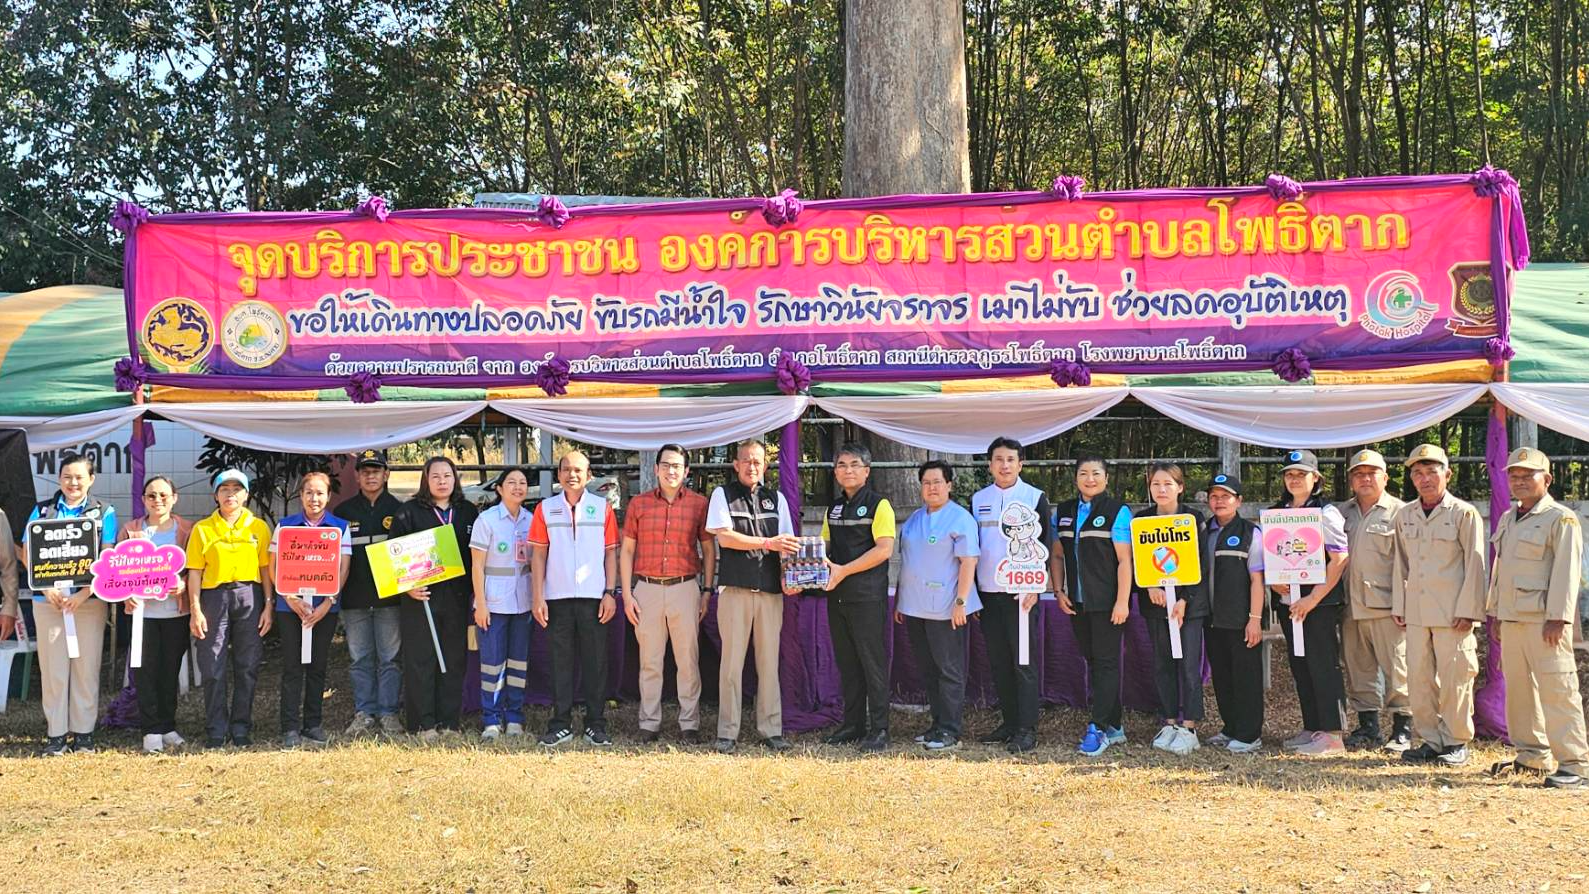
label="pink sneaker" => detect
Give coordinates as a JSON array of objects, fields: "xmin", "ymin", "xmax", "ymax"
[
  {"xmin": 1294, "ymin": 731, "xmax": 1346, "ymax": 757},
  {"xmin": 1283, "ymin": 730, "xmax": 1315, "ymax": 750}
]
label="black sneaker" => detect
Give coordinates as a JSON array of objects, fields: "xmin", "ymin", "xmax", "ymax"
[
  {"xmin": 583, "ymin": 727, "xmax": 613, "ymax": 747},
  {"xmin": 1400, "ymin": 742, "xmax": 1442, "ymax": 762},
  {"xmin": 924, "ymin": 732, "xmax": 961, "ymax": 752},
  {"xmin": 1382, "ymin": 714, "xmax": 1413, "ymax": 752},
  {"xmin": 639, "ymin": 729, "xmax": 661, "ymax": 744},
  {"xmin": 302, "ymin": 727, "xmax": 329, "ymax": 745},
  {"xmin": 824, "ymin": 726, "xmax": 865, "ymax": 746},
  {"xmin": 205, "ymin": 736, "xmax": 227, "ymax": 749},
  {"xmin": 40, "ymin": 735, "xmax": 68, "ymax": 757},
  {"xmin": 1436, "ymin": 744, "xmax": 1469, "ymax": 766},
  {"xmin": 1005, "ymin": 730, "xmax": 1037, "ymax": 754},
  {"xmin": 978, "ymin": 724, "xmax": 1017, "ymax": 744},
  {"xmin": 681, "ymin": 729, "xmax": 703, "ymax": 745},
  {"xmin": 1545, "ymin": 770, "xmax": 1585, "ymax": 790},
  {"xmin": 1488, "ymin": 759, "xmax": 1545, "ymax": 778},
  {"xmin": 540, "ymin": 726, "xmax": 573, "ymax": 747},
  {"xmin": 914, "ymin": 727, "xmax": 941, "ymax": 745},
  {"xmin": 714, "ymin": 737, "xmax": 737, "ymax": 754},
  {"xmin": 761, "ymin": 735, "xmax": 793, "ymax": 752},
  {"xmin": 67, "ymin": 733, "xmax": 95, "ymax": 754},
  {"xmin": 858, "ymin": 730, "xmax": 890, "ymax": 753},
  {"xmin": 1343, "ymin": 712, "xmax": 1381, "ymax": 749},
  {"xmin": 231, "ymin": 733, "xmax": 253, "ymax": 748}
]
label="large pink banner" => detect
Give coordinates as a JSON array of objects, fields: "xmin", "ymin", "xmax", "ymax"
[{"xmin": 127, "ymin": 179, "xmax": 1509, "ymax": 386}]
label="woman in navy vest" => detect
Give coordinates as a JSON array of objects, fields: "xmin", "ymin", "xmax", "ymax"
[
  {"xmin": 1201, "ymin": 474, "xmax": 1267, "ymax": 752},
  {"xmin": 1134, "ymin": 463, "xmax": 1208, "ymax": 756}
]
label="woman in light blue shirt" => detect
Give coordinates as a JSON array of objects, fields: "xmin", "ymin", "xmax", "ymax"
[{"xmin": 895, "ymin": 460, "xmax": 980, "ymax": 751}]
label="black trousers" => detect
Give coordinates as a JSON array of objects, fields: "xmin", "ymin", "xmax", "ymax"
[
  {"xmin": 1147, "ymin": 612, "xmax": 1207, "ymax": 722},
  {"xmin": 547, "ymin": 598, "xmax": 608, "ymax": 730},
  {"xmin": 829, "ymin": 598, "xmax": 891, "ymax": 733},
  {"xmin": 979, "ymin": 591, "xmax": 1039, "ymax": 732},
  {"xmin": 1206, "ymin": 625, "xmax": 1265, "ymax": 744},
  {"xmin": 277, "ymin": 608, "xmax": 338, "ymax": 733},
  {"xmin": 136, "ymin": 615, "xmax": 190, "ymax": 736},
  {"xmin": 1071, "ymin": 610, "xmax": 1125, "ymax": 729},
  {"xmin": 906, "ymin": 615, "xmax": 968, "ymax": 737},
  {"xmin": 399, "ymin": 593, "xmax": 468, "ymax": 732},
  {"xmin": 1277, "ymin": 601, "xmax": 1346, "ymax": 733}
]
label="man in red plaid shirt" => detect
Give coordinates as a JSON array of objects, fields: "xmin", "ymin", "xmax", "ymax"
[{"xmin": 620, "ymin": 443, "xmax": 717, "ymax": 743}]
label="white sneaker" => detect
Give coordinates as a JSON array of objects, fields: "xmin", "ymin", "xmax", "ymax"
[
  {"xmin": 162, "ymin": 731, "xmax": 186, "ymax": 748},
  {"xmin": 1168, "ymin": 726, "xmax": 1202, "ymax": 756},
  {"xmin": 481, "ymin": 724, "xmax": 502, "ymax": 742},
  {"xmin": 1152, "ymin": 724, "xmax": 1179, "ymax": 750},
  {"xmin": 1228, "ymin": 738, "xmax": 1263, "ymax": 753},
  {"xmin": 142, "ymin": 733, "xmax": 164, "ymax": 753}
]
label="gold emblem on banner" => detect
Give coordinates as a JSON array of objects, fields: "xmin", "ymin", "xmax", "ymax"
[{"xmin": 140, "ymin": 297, "xmax": 215, "ymax": 372}]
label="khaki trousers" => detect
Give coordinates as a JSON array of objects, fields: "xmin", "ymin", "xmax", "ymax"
[
  {"xmin": 716, "ymin": 586, "xmax": 783, "ymax": 740},
  {"xmin": 1342, "ymin": 614, "xmax": 1409, "ymax": 714},
  {"xmin": 33, "ymin": 597, "xmax": 110, "ymax": 737},
  {"xmin": 1406, "ymin": 623, "xmax": 1478, "ymax": 749},
  {"xmin": 1500, "ymin": 620, "xmax": 1589, "ymax": 775},
  {"xmin": 634, "ymin": 580, "xmax": 703, "ymax": 732}
]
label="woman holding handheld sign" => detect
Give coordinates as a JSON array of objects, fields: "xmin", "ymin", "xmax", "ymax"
[
  {"xmin": 1131, "ymin": 463, "xmax": 1208, "ymax": 756},
  {"xmin": 23, "ymin": 452, "xmax": 118, "ymax": 756},
  {"xmin": 117, "ymin": 476, "xmax": 193, "ymax": 753},
  {"xmin": 389, "ymin": 456, "xmax": 478, "ymax": 741},
  {"xmin": 1269, "ymin": 450, "xmax": 1351, "ymax": 758},
  {"xmin": 186, "ymin": 469, "xmax": 274, "ymax": 748},
  {"xmin": 269, "ymin": 471, "xmax": 352, "ymax": 748}
]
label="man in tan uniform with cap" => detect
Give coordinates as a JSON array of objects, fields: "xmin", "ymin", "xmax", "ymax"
[
  {"xmin": 1391, "ymin": 443, "xmax": 1487, "ymax": 766},
  {"xmin": 1336, "ymin": 449, "xmax": 1411, "ymax": 750},
  {"xmin": 1487, "ymin": 447, "xmax": 1588, "ymax": 790}
]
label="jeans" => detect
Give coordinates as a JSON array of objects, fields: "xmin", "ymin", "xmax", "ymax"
[{"xmin": 342, "ymin": 606, "xmax": 402, "ymax": 717}]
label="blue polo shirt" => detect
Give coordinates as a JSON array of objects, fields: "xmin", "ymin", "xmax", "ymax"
[
  {"xmin": 269, "ymin": 511, "xmax": 351, "ymax": 612},
  {"xmin": 27, "ymin": 496, "xmax": 118, "ymax": 599},
  {"xmin": 896, "ymin": 502, "xmax": 982, "ymax": 620},
  {"xmin": 1071, "ymin": 499, "xmax": 1132, "ymax": 605}
]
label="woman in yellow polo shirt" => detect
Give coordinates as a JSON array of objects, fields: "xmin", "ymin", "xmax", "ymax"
[{"xmin": 185, "ymin": 469, "xmax": 274, "ymax": 748}]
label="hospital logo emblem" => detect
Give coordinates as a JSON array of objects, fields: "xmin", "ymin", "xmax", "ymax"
[
  {"xmin": 1359, "ymin": 270, "xmax": 1435, "ymax": 340},
  {"xmin": 140, "ymin": 297, "xmax": 214, "ymax": 370},
  {"xmin": 220, "ymin": 301, "xmax": 289, "ymax": 369}
]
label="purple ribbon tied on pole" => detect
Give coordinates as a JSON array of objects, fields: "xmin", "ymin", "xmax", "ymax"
[
  {"xmin": 110, "ymin": 201, "xmax": 150, "ymax": 233},
  {"xmin": 536, "ymin": 195, "xmax": 571, "ymax": 230},
  {"xmin": 1264, "ymin": 174, "xmax": 1304, "ymax": 202},
  {"xmin": 1046, "ymin": 175, "xmax": 1086, "ymax": 202},
  {"xmin": 1047, "ymin": 358, "xmax": 1092, "ymax": 388},
  {"xmin": 345, "ymin": 371, "xmax": 383, "ymax": 403},
  {"xmin": 761, "ymin": 189, "xmax": 804, "ymax": 227},
  {"xmin": 1469, "ymin": 165, "xmax": 1531, "ymax": 269},
  {"xmin": 775, "ymin": 352, "xmax": 811, "ymax": 394},
  {"xmin": 113, "ymin": 355, "xmax": 150, "ymax": 392},
  {"xmin": 1271, "ymin": 347, "xmax": 1313, "ymax": 382},
  {"xmin": 356, "ymin": 195, "xmax": 391, "ymax": 222},
  {"xmin": 1483, "ymin": 337, "xmax": 1516, "ymax": 367},
  {"xmin": 534, "ymin": 356, "xmax": 572, "ymax": 396}
]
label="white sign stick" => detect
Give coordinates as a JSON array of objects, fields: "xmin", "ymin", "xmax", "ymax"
[
  {"xmin": 1288, "ymin": 583, "xmax": 1305, "ymax": 657},
  {"xmin": 1018, "ymin": 599, "xmax": 1031, "ymax": 666},
  {"xmin": 57, "ymin": 581, "xmax": 80, "ymax": 659},
  {"xmin": 1165, "ymin": 583, "xmax": 1183, "ymax": 660},
  {"xmin": 425, "ymin": 601, "xmax": 447, "ymax": 673},
  {"xmin": 130, "ymin": 600, "xmax": 145, "ymax": 668},
  {"xmin": 300, "ymin": 591, "xmax": 315, "ymax": 664}
]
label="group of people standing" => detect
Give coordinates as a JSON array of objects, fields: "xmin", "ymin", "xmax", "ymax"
[{"xmin": 0, "ymin": 436, "xmax": 1583, "ymax": 790}]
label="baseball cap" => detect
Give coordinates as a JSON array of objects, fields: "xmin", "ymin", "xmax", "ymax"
[
  {"xmin": 1208, "ymin": 473, "xmax": 1242, "ymax": 496},
  {"xmin": 1347, "ymin": 449, "xmax": 1387, "ymax": 472},
  {"xmin": 1404, "ymin": 443, "xmax": 1450, "ymax": 468},
  {"xmin": 355, "ymin": 449, "xmax": 389, "ymax": 469},
  {"xmin": 1506, "ymin": 447, "xmax": 1550, "ymax": 472},
  {"xmin": 213, "ymin": 469, "xmax": 250, "ymax": 491},
  {"xmin": 1280, "ymin": 450, "xmax": 1319, "ymax": 474}
]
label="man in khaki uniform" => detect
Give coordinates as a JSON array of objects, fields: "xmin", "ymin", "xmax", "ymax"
[
  {"xmin": 1336, "ymin": 449, "xmax": 1411, "ymax": 751},
  {"xmin": 1391, "ymin": 443, "xmax": 1487, "ymax": 766},
  {"xmin": 1487, "ymin": 447, "xmax": 1588, "ymax": 790}
]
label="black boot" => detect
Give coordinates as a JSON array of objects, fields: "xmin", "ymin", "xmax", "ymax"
[
  {"xmin": 1344, "ymin": 711, "xmax": 1381, "ymax": 749},
  {"xmin": 1382, "ymin": 714, "xmax": 1412, "ymax": 752}
]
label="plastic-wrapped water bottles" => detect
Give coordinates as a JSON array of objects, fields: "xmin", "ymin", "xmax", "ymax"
[{"xmin": 782, "ymin": 535, "xmax": 831, "ymax": 590}]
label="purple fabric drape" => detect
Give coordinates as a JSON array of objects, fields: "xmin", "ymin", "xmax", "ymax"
[
  {"xmin": 1473, "ymin": 403, "xmax": 1511, "ymax": 740},
  {"xmin": 129, "ymin": 415, "xmax": 151, "ymax": 520}
]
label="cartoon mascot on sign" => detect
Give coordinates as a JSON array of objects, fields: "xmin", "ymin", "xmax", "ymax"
[{"xmin": 999, "ymin": 502, "xmax": 1047, "ymax": 563}]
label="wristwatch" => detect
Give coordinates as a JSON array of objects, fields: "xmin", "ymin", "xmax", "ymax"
[{"xmin": 955, "ymin": 597, "xmax": 967, "ymax": 607}]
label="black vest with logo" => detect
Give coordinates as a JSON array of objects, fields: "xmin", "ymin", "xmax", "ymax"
[
  {"xmin": 1055, "ymin": 493, "xmax": 1126, "ymax": 613},
  {"xmin": 33, "ymin": 494, "xmax": 108, "ymax": 526},
  {"xmin": 825, "ymin": 485, "xmax": 888, "ymax": 603},
  {"xmin": 1205, "ymin": 515, "xmax": 1264, "ymax": 629},
  {"xmin": 1131, "ymin": 503, "xmax": 1209, "ymax": 620},
  {"xmin": 716, "ymin": 480, "xmax": 784, "ymax": 593},
  {"xmin": 1268, "ymin": 495, "xmax": 1347, "ymax": 609}
]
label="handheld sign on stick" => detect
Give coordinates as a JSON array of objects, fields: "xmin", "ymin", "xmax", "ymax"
[
  {"xmin": 1259, "ymin": 508, "xmax": 1328, "ymax": 657},
  {"xmin": 90, "ymin": 537, "xmax": 185, "ymax": 668},
  {"xmin": 26, "ymin": 518, "xmax": 99, "ymax": 660},
  {"xmin": 367, "ymin": 526, "xmax": 466, "ymax": 673},
  {"xmin": 275, "ymin": 527, "xmax": 345, "ymax": 664},
  {"xmin": 993, "ymin": 503, "xmax": 1049, "ymax": 665},
  {"xmin": 1130, "ymin": 515, "xmax": 1203, "ymax": 660}
]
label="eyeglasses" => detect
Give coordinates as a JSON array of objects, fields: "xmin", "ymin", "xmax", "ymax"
[
  {"xmin": 657, "ymin": 462, "xmax": 685, "ymax": 470},
  {"xmin": 143, "ymin": 493, "xmax": 173, "ymax": 501}
]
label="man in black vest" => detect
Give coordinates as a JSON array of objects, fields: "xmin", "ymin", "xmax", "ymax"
[
  {"xmin": 820, "ymin": 442, "xmax": 897, "ymax": 752},
  {"xmin": 706, "ymin": 439, "xmax": 801, "ymax": 754},
  {"xmin": 333, "ymin": 449, "xmax": 406, "ymax": 736}
]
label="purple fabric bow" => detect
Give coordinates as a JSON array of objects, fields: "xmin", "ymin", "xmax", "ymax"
[
  {"xmin": 113, "ymin": 355, "xmax": 150, "ymax": 392},
  {"xmin": 345, "ymin": 371, "xmax": 383, "ymax": 403},
  {"xmin": 1483, "ymin": 337, "xmax": 1516, "ymax": 367},
  {"xmin": 761, "ymin": 189, "xmax": 805, "ymax": 227},
  {"xmin": 537, "ymin": 195, "xmax": 571, "ymax": 230},
  {"xmin": 1048, "ymin": 358, "xmax": 1092, "ymax": 387},
  {"xmin": 356, "ymin": 195, "xmax": 391, "ymax": 222},
  {"xmin": 1272, "ymin": 347, "xmax": 1313, "ymax": 382},
  {"xmin": 1265, "ymin": 174, "xmax": 1304, "ymax": 201},
  {"xmin": 1046, "ymin": 175, "xmax": 1086, "ymax": 202},
  {"xmin": 775, "ymin": 352, "xmax": 811, "ymax": 394},
  {"xmin": 110, "ymin": 200, "xmax": 150, "ymax": 233},
  {"xmin": 98, "ymin": 683, "xmax": 140, "ymax": 729},
  {"xmin": 534, "ymin": 356, "xmax": 572, "ymax": 396},
  {"xmin": 1470, "ymin": 165, "xmax": 1531, "ymax": 269}
]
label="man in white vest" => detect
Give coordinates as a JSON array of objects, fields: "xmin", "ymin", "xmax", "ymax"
[{"xmin": 530, "ymin": 450, "xmax": 620, "ymax": 747}]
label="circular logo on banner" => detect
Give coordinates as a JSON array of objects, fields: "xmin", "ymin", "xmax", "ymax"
[
  {"xmin": 140, "ymin": 297, "xmax": 214, "ymax": 370},
  {"xmin": 1226, "ymin": 535, "xmax": 1240, "ymax": 547},
  {"xmin": 1359, "ymin": 269, "xmax": 1436, "ymax": 340},
  {"xmin": 220, "ymin": 301, "xmax": 289, "ymax": 369}
]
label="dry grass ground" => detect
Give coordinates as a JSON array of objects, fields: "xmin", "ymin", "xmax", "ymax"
[{"xmin": 1, "ymin": 635, "xmax": 1587, "ymax": 893}]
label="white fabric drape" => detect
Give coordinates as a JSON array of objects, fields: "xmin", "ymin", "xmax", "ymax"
[
  {"xmin": 1491, "ymin": 383, "xmax": 1589, "ymax": 442},
  {"xmin": 0, "ymin": 406, "xmax": 144, "ymax": 452},
  {"xmin": 814, "ymin": 388, "xmax": 1128, "ymax": 453},
  {"xmin": 1131, "ymin": 384, "xmax": 1488, "ymax": 449},
  {"xmin": 150, "ymin": 401, "xmax": 487, "ymax": 454},
  {"xmin": 490, "ymin": 395, "xmax": 809, "ymax": 450}
]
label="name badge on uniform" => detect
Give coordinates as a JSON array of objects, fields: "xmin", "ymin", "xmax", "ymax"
[{"xmin": 514, "ymin": 541, "xmax": 530, "ymax": 564}]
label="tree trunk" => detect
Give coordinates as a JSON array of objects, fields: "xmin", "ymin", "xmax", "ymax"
[{"xmin": 843, "ymin": 0, "xmax": 971, "ymax": 512}]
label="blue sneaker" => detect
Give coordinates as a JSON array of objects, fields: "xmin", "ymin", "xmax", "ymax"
[
  {"xmin": 1105, "ymin": 726, "xmax": 1127, "ymax": 745},
  {"xmin": 1078, "ymin": 723, "xmax": 1109, "ymax": 757}
]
